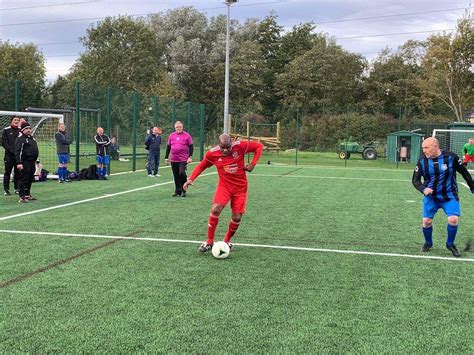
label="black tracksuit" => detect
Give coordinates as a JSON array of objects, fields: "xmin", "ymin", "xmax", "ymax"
[
  {"xmin": 1, "ymin": 125, "xmax": 21, "ymax": 192},
  {"xmin": 15, "ymin": 134, "xmax": 39, "ymax": 198}
]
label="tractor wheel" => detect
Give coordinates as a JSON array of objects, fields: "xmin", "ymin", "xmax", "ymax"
[
  {"xmin": 363, "ymin": 148, "xmax": 377, "ymax": 160},
  {"xmin": 338, "ymin": 151, "xmax": 350, "ymax": 159}
]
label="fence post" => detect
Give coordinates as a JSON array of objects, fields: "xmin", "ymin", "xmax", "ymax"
[
  {"xmin": 187, "ymin": 101, "xmax": 191, "ymax": 131},
  {"xmin": 15, "ymin": 80, "xmax": 20, "ymax": 111},
  {"xmin": 295, "ymin": 108, "xmax": 300, "ymax": 166},
  {"xmin": 171, "ymin": 100, "xmax": 176, "ymax": 125},
  {"xmin": 75, "ymin": 81, "xmax": 81, "ymax": 172},
  {"xmin": 132, "ymin": 92, "xmax": 138, "ymax": 172},
  {"xmin": 153, "ymin": 96, "xmax": 158, "ymax": 126},
  {"xmin": 199, "ymin": 104, "xmax": 205, "ymax": 161},
  {"xmin": 106, "ymin": 87, "xmax": 112, "ymax": 174}
]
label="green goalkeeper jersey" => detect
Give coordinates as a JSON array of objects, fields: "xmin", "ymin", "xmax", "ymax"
[{"xmin": 462, "ymin": 143, "xmax": 474, "ymax": 155}]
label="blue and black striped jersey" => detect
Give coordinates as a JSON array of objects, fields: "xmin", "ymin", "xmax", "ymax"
[{"xmin": 412, "ymin": 151, "xmax": 474, "ymax": 201}]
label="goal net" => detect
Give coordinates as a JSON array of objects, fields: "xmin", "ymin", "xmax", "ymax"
[
  {"xmin": 432, "ymin": 129, "xmax": 474, "ymax": 166},
  {"xmin": 0, "ymin": 110, "xmax": 64, "ymax": 175}
]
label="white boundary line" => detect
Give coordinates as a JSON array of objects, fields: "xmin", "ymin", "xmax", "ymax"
[
  {"xmin": 250, "ymin": 174, "xmax": 410, "ymax": 182},
  {"xmin": 0, "ymin": 229, "xmax": 472, "ymax": 262},
  {"xmin": 0, "ymin": 172, "xmax": 216, "ymax": 222}
]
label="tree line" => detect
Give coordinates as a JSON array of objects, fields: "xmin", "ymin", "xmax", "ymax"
[{"xmin": 0, "ymin": 7, "xmax": 472, "ymax": 148}]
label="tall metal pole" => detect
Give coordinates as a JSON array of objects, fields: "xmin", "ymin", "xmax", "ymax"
[{"xmin": 223, "ymin": 1, "xmax": 237, "ymax": 133}]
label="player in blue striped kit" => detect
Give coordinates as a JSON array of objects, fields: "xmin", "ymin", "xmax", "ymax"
[{"xmin": 412, "ymin": 137, "xmax": 474, "ymax": 257}]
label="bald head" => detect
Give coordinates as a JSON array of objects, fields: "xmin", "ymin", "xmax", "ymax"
[
  {"xmin": 219, "ymin": 134, "xmax": 231, "ymax": 146},
  {"xmin": 218, "ymin": 134, "xmax": 232, "ymax": 156},
  {"xmin": 422, "ymin": 137, "xmax": 441, "ymax": 159}
]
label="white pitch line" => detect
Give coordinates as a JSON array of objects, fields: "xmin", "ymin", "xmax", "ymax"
[
  {"xmin": 0, "ymin": 172, "xmax": 216, "ymax": 222},
  {"xmin": 250, "ymin": 174, "xmax": 410, "ymax": 182},
  {"xmin": 259, "ymin": 164, "xmax": 414, "ymax": 173},
  {"xmin": 0, "ymin": 229, "xmax": 472, "ymax": 263}
]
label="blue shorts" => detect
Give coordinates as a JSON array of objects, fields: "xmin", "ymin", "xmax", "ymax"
[
  {"xmin": 58, "ymin": 153, "xmax": 70, "ymax": 164},
  {"xmin": 423, "ymin": 196, "xmax": 461, "ymax": 218},
  {"xmin": 96, "ymin": 155, "xmax": 110, "ymax": 165}
]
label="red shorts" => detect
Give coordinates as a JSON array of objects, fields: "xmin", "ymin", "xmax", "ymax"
[
  {"xmin": 464, "ymin": 155, "xmax": 474, "ymax": 163},
  {"xmin": 213, "ymin": 183, "xmax": 248, "ymax": 214}
]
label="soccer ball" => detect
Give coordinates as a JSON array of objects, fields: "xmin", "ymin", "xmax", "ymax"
[{"xmin": 212, "ymin": 241, "xmax": 230, "ymax": 259}]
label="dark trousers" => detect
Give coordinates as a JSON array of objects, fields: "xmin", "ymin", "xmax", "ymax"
[
  {"xmin": 171, "ymin": 162, "xmax": 187, "ymax": 194},
  {"xmin": 3, "ymin": 154, "xmax": 19, "ymax": 192},
  {"xmin": 147, "ymin": 153, "xmax": 160, "ymax": 175},
  {"xmin": 18, "ymin": 160, "xmax": 35, "ymax": 198}
]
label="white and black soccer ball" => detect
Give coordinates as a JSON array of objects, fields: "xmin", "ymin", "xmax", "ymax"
[{"xmin": 212, "ymin": 241, "xmax": 230, "ymax": 259}]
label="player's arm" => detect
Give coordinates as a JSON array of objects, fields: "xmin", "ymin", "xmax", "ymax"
[
  {"xmin": 412, "ymin": 159, "xmax": 425, "ymax": 193},
  {"xmin": 463, "ymin": 144, "xmax": 468, "ymax": 155},
  {"xmin": 15, "ymin": 138, "xmax": 24, "ymax": 169},
  {"xmin": 243, "ymin": 141, "xmax": 263, "ymax": 172},
  {"xmin": 183, "ymin": 154, "xmax": 214, "ymax": 190},
  {"xmin": 454, "ymin": 154, "xmax": 474, "ymax": 192}
]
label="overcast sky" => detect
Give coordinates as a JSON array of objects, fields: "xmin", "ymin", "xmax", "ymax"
[{"xmin": 0, "ymin": 0, "xmax": 470, "ymax": 82}]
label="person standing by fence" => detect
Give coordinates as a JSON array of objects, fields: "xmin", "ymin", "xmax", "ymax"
[
  {"xmin": 165, "ymin": 121, "xmax": 193, "ymax": 197},
  {"xmin": 2, "ymin": 116, "xmax": 21, "ymax": 196},
  {"xmin": 55, "ymin": 122, "xmax": 73, "ymax": 183},
  {"xmin": 94, "ymin": 127, "xmax": 111, "ymax": 180},
  {"xmin": 145, "ymin": 127, "xmax": 162, "ymax": 177},
  {"xmin": 15, "ymin": 121, "xmax": 39, "ymax": 203}
]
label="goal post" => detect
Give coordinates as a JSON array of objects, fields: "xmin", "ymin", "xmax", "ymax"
[
  {"xmin": 432, "ymin": 129, "xmax": 474, "ymax": 158},
  {"xmin": 0, "ymin": 110, "xmax": 64, "ymax": 175}
]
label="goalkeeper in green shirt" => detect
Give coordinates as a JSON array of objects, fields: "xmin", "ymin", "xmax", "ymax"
[{"xmin": 462, "ymin": 138, "xmax": 474, "ymax": 166}]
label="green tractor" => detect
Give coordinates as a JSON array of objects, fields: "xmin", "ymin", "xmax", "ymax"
[{"xmin": 337, "ymin": 141, "xmax": 385, "ymax": 160}]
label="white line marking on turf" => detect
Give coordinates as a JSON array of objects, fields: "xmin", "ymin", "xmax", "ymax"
[
  {"xmin": 0, "ymin": 172, "xmax": 216, "ymax": 222},
  {"xmin": 250, "ymin": 174, "xmax": 410, "ymax": 182},
  {"xmin": 406, "ymin": 200, "xmax": 416, "ymax": 203},
  {"xmin": 0, "ymin": 229, "xmax": 472, "ymax": 262}
]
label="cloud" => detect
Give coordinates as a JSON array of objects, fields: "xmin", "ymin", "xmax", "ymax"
[{"xmin": 0, "ymin": 0, "xmax": 469, "ymax": 81}]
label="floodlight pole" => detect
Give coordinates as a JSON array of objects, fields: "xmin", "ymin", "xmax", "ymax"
[{"xmin": 223, "ymin": 0, "xmax": 237, "ymax": 134}]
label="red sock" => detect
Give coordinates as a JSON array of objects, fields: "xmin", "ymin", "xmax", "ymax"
[
  {"xmin": 207, "ymin": 214, "xmax": 219, "ymax": 244},
  {"xmin": 224, "ymin": 220, "xmax": 240, "ymax": 243}
]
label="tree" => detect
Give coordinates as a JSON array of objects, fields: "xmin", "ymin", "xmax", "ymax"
[
  {"xmin": 419, "ymin": 12, "xmax": 473, "ymax": 121},
  {"xmin": 74, "ymin": 16, "xmax": 164, "ymax": 94},
  {"xmin": 0, "ymin": 41, "xmax": 46, "ymax": 110},
  {"xmin": 275, "ymin": 39, "xmax": 366, "ymax": 111}
]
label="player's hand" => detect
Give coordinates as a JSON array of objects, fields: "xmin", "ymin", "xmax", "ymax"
[
  {"xmin": 187, "ymin": 157, "xmax": 192, "ymax": 164},
  {"xmin": 17, "ymin": 164, "xmax": 23, "ymax": 170},
  {"xmin": 183, "ymin": 179, "xmax": 193, "ymax": 191},
  {"xmin": 244, "ymin": 163, "xmax": 255, "ymax": 172},
  {"xmin": 423, "ymin": 188, "xmax": 433, "ymax": 196},
  {"xmin": 165, "ymin": 159, "xmax": 169, "ymax": 165}
]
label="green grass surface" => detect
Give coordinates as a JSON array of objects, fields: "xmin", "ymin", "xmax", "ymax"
[{"xmin": 1, "ymin": 163, "xmax": 473, "ymax": 352}]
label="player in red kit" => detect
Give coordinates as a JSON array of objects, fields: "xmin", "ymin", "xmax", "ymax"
[{"xmin": 183, "ymin": 133, "xmax": 263, "ymax": 253}]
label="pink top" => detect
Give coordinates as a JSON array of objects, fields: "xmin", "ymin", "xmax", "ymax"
[{"xmin": 167, "ymin": 131, "xmax": 193, "ymax": 162}]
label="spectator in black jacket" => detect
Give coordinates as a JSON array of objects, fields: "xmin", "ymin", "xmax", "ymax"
[
  {"xmin": 94, "ymin": 127, "xmax": 111, "ymax": 180},
  {"xmin": 145, "ymin": 127, "xmax": 162, "ymax": 177},
  {"xmin": 55, "ymin": 122, "xmax": 73, "ymax": 183},
  {"xmin": 1, "ymin": 116, "xmax": 21, "ymax": 196},
  {"xmin": 15, "ymin": 121, "xmax": 39, "ymax": 203}
]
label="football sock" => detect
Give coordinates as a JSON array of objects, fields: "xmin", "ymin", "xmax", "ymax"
[
  {"xmin": 102, "ymin": 166, "xmax": 107, "ymax": 177},
  {"xmin": 207, "ymin": 213, "xmax": 219, "ymax": 244},
  {"xmin": 446, "ymin": 224, "xmax": 458, "ymax": 247},
  {"xmin": 97, "ymin": 167, "xmax": 102, "ymax": 177},
  {"xmin": 224, "ymin": 219, "xmax": 241, "ymax": 243},
  {"xmin": 422, "ymin": 226, "xmax": 433, "ymax": 245}
]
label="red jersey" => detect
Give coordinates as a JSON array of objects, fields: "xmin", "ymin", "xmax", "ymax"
[{"xmin": 189, "ymin": 140, "xmax": 263, "ymax": 192}]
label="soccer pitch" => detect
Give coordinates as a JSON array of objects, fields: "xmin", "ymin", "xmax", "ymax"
[{"xmin": 1, "ymin": 163, "xmax": 473, "ymax": 352}]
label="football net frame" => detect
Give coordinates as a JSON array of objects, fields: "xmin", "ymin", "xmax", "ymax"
[
  {"xmin": 432, "ymin": 129, "xmax": 474, "ymax": 167},
  {"xmin": 0, "ymin": 110, "xmax": 64, "ymax": 175}
]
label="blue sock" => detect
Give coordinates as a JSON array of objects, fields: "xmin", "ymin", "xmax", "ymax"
[
  {"xmin": 422, "ymin": 226, "xmax": 433, "ymax": 245},
  {"xmin": 62, "ymin": 167, "xmax": 67, "ymax": 180},
  {"xmin": 58, "ymin": 167, "xmax": 64, "ymax": 180},
  {"xmin": 97, "ymin": 167, "xmax": 102, "ymax": 177},
  {"xmin": 102, "ymin": 166, "xmax": 107, "ymax": 177},
  {"xmin": 446, "ymin": 224, "xmax": 458, "ymax": 247}
]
